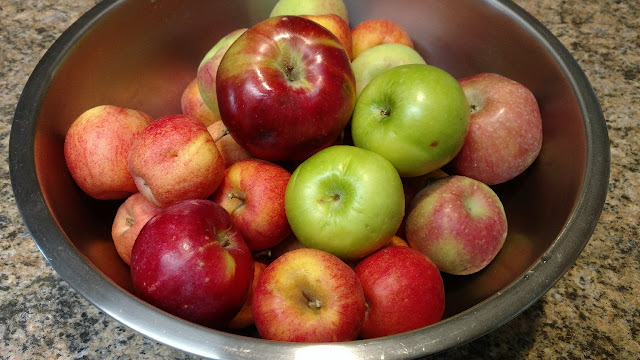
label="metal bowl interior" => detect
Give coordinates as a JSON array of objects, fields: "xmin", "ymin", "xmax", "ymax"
[{"xmin": 9, "ymin": 0, "xmax": 609, "ymax": 358}]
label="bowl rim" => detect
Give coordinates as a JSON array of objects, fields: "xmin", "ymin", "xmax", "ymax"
[{"xmin": 9, "ymin": 0, "xmax": 610, "ymax": 358}]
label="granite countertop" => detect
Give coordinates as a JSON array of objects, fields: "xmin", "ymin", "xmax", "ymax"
[{"xmin": 1, "ymin": 0, "xmax": 638, "ymax": 359}]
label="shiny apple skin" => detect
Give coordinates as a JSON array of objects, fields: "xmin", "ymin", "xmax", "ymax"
[
  {"xmin": 216, "ymin": 16, "xmax": 356, "ymax": 162},
  {"xmin": 130, "ymin": 199, "xmax": 254, "ymax": 329}
]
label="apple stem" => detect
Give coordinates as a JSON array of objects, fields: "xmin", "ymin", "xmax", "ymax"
[
  {"xmin": 214, "ymin": 129, "xmax": 231, "ymax": 142},
  {"xmin": 253, "ymin": 249, "xmax": 272, "ymax": 260},
  {"xmin": 379, "ymin": 108, "xmax": 391, "ymax": 116}
]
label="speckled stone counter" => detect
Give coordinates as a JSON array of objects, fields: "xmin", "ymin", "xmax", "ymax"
[{"xmin": 1, "ymin": 0, "xmax": 638, "ymax": 359}]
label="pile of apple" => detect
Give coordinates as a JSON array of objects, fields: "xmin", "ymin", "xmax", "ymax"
[{"xmin": 63, "ymin": 0, "xmax": 543, "ymax": 343}]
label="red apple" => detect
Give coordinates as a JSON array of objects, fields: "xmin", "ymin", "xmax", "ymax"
[
  {"xmin": 449, "ymin": 73, "xmax": 543, "ymax": 185},
  {"xmin": 252, "ymin": 248, "xmax": 366, "ymax": 342},
  {"xmin": 216, "ymin": 16, "xmax": 356, "ymax": 162},
  {"xmin": 127, "ymin": 114, "xmax": 225, "ymax": 207},
  {"xmin": 63, "ymin": 105, "xmax": 152, "ymax": 200},
  {"xmin": 355, "ymin": 246, "xmax": 445, "ymax": 338},
  {"xmin": 111, "ymin": 192, "xmax": 163, "ymax": 265},
  {"xmin": 206, "ymin": 121, "xmax": 252, "ymax": 168},
  {"xmin": 300, "ymin": 14, "xmax": 353, "ymax": 60},
  {"xmin": 227, "ymin": 260, "xmax": 268, "ymax": 329},
  {"xmin": 210, "ymin": 159, "xmax": 291, "ymax": 251},
  {"xmin": 197, "ymin": 28, "xmax": 247, "ymax": 116},
  {"xmin": 351, "ymin": 19, "xmax": 414, "ymax": 59},
  {"xmin": 130, "ymin": 199, "xmax": 254, "ymax": 328},
  {"xmin": 180, "ymin": 77, "xmax": 222, "ymax": 126},
  {"xmin": 406, "ymin": 175, "xmax": 508, "ymax": 275}
]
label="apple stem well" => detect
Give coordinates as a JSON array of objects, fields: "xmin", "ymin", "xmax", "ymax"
[
  {"xmin": 302, "ymin": 291, "xmax": 322, "ymax": 310},
  {"xmin": 226, "ymin": 192, "xmax": 247, "ymax": 214}
]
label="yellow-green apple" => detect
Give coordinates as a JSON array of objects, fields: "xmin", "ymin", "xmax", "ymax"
[
  {"xmin": 285, "ymin": 145, "xmax": 405, "ymax": 259},
  {"xmin": 197, "ymin": 28, "xmax": 247, "ymax": 115},
  {"xmin": 355, "ymin": 246, "xmax": 445, "ymax": 338},
  {"xmin": 206, "ymin": 121, "xmax": 252, "ymax": 168},
  {"xmin": 130, "ymin": 199, "xmax": 254, "ymax": 328},
  {"xmin": 351, "ymin": 19, "xmax": 414, "ymax": 59},
  {"xmin": 406, "ymin": 175, "xmax": 508, "ymax": 275},
  {"xmin": 252, "ymin": 248, "xmax": 366, "ymax": 342},
  {"xmin": 63, "ymin": 105, "xmax": 152, "ymax": 200},
  {"xmin": 127, "ymin": 114, "xmax": 225, "ymax": 207},
  {"xmin": 270, "ymin": 0, "xmax": 349, "ymax": 24},
  {"xmin": 448, "ymin": 73, "xmax": 543, "ymax": 185},
  {"xmin": 198, "ymin": 28, "xmax": 249, "ymax": 70},
  {"xmin": 216, "ymin": 16, "xmax": 356, "ymax": 162},
  {"xmin": 210, "ymin": 159, "xmax": 291, "ymax": 251},
  {"xmin": 351, "ymin": 64, "xmax": 469, "ymax": 177},
  {"xmin": 300, "ymin": 14, "xmax": 352, "ymax": 60},
  {"xmin": 227, "ymin": 260, "xmax": 268, "ymax": 329},
  {"xmin": 180, "ymin": 77, "xmax": 221, "ymax": 126},
  {"xmin": 111, "ymin": 192, "xmax": 162, "ymax": 265},
  {"xmin": 351, "ymin": 43, "xmax": 426, "ymax": 97}
]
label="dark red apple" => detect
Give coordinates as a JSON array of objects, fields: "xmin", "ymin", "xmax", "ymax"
[
  {"xmin": 130, "ymin": 199, "xmax": 254, "ymax": 328},
  {"xmin": 355, "ymin": 246, "xmax": 445, "ymax": 338},
  {"xmin": 216, "ymin": 16, "xmax": 356, "ymax": 162}
]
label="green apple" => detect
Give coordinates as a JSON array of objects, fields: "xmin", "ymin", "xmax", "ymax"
[
  {"xmin": 351, "ymin": 64, "xmax": 470, "ymax": 177},
  {"xmin": 270, "ymin": 0, "xmax": 349, "ymax": 25},
  {"xmin": 284, "ymin": 145, "xmax": 404, "ymax": 260},
  {"xmin": 351, "ymin": 43, "xmax": 426, "ymax": 97}
]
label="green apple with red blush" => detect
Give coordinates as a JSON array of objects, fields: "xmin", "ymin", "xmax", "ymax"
[{"xmin": 406, "ymin": 175, "xmax": 508, "ymax": 275}]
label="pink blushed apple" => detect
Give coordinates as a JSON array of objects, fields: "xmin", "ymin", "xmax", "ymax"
[
  {"xmin": 449, "ymin": 73, "xmax": 543, "ymax": 185},
  {"xmin": 406, "ymin": 175, "xmax": 508, "ymax": 275},
  {"xmin": 127, "ymin": 114, "xmax": 225, "ymax": 207},
  {"xmin": 111, "ymin": 192, "xmax": 163, "ymax": 265},
  {"xmin": 351, "ymin": 19, "xmax": 414, "ymax": 60},
  {"xmin": 252, "ymin": 248, "xmax": 366, "ymax": 342},
  {"xmin": 210, "ymin": 159, "xmax": 291, "ymax": 251},
  {"xmin": 130, "ymin": 199, "xmax": 254, "ymax": 328},
  {"xmin": 63, "ymin": 105, "xmax": 152, "ymax": 200},
  {"xmin": 180, "ymin": 77, "xmax": 222, "ymax": 127},
  {"xmin": 355, "ymin": 246, "xmax": 445, "ymax": 338}
]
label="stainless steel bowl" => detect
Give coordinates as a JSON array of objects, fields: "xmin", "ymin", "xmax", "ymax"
[{"xmin": 9, "ymin": 0, "xmax": 610, "ymax": 358}]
